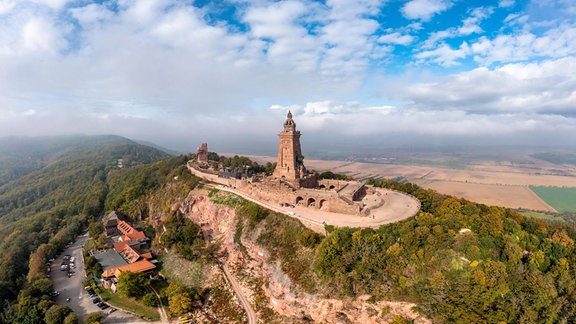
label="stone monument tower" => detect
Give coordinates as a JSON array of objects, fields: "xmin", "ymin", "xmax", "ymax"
[{"xmin": 273, "ymin": 111, "xmax": 306, "ymax": 182}]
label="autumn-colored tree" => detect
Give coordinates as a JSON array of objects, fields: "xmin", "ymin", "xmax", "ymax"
[
  {"xmin": 44, "ymin": 304, "xmax": 72, "ymax": 324},
  {"xmin": 28, "ymin": 243, "xmax": 53, "ymax": 282},
  {"xmin": 117, "ymin": 271, "xmax": 148, "ymax": 298},
  {"xmin": 63, "ymin": 312, "xmax": 79, "ymax": 324},
  {"xmin": 168, "ymin": 292, "xmax": 193, "ymax": 315},
  {"xmin": 85, "ymin": 312, "xmax": 105, "ymax": 324}
]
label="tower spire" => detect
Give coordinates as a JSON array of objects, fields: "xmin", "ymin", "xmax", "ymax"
[{"xmin": 274, "ymin": 111, "xmax": 306, "ymax": 181}]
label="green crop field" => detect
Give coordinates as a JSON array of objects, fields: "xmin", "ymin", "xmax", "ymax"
[{"xmin": 530, "ymin": 186, "xmax": 576, "ymax": 213}]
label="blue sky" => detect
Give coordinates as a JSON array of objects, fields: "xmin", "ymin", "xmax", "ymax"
[{"xmin": 0, "ymin": 0, "xmax": 575, "ymax": 153}]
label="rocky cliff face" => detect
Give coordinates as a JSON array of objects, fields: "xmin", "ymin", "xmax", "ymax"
[{"xmin": 173, "ymin": 188, "xmax": 429, "ymax": 323}]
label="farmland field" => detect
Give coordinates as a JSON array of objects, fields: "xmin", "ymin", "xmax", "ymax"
[
  {"xmin": 246, "ymin": 147, "xmax": 576, "ymax": 212},
  {"xmin": 529, "ymin": 186, "xmax": 576, "ymax": 213}
]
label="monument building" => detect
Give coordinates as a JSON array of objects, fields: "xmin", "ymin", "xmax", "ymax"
[
  {"xmin": 189, "ymin": 112, "xmax": 373, "ymax": 216},
  {"xmin": 273, "ymin": 111, "xmax": 306, "ymax": 181}
]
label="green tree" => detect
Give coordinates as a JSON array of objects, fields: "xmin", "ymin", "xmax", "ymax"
[
  {"xmin": 88, "ymin": 221, "xmax": 104, "ymax": 239},
  {"xmin": 117, "ymin": 271, "xmax": 148, "ymax": 298},
  {"xmin": 63, "ymin": 312, "xmax": 79, "ymax": 324},
  {"xmin": 141, "ymin": 292, "xmax": 158, "ymax": 307},
  {"xmin": 44, "ymin": 304, "xmax": 71, "ymax": 324},
  {"xmin": 30, "ymin": 278, "xmax": 54, "ymax": 297},
  {"xmin": 85, "ymin": 312, "xmax": 105, "ymax": 324}
]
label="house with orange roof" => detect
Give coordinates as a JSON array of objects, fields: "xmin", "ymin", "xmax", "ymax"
[
  {"xmin": 102, "ymin": 259, "xmax": 157, "ymax": 280},
  {"xmin": 99, "ymin": 214, "xmax": 157, "ymax": 288}
]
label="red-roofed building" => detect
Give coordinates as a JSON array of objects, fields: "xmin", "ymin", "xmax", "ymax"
[
  {"xmin": 101, "ymin": 216, "xmax": 157, "ymax": 289},
  {"xmin": 117, "ymin": 220, "xmax": 146, "ymax": 241},
  {"xmin": 102, "ymin": 259, "xmax": 157, "ymax": 279},
  {"xmin": 123, "ymin": 244, "xmax": 141, "ymax": 263},
  {"xmin": 111, "ymin": 220, "xmax": 148, "ymax": 253}
]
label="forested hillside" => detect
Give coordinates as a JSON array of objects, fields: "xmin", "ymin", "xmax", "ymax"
[
  {"xmin": 3, "ymin": 145, "xmax": 576, "ymax": 323},
  {"xmin": 312, "ymin": 179, "xmax": 576, "ymax": 322},
  {"xmin": 98, "ymin": 155, "xmax": 576, "ymax": 322},
  {"xmin": 0, "ymin": 135, "xmax": 171, "ymax": 306}
]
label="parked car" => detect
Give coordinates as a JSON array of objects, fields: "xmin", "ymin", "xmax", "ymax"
[
  {"xmin": 107, "ymin": 308, "xmax": 116, "ymax": 314},
  {"xmin": 99, "ymin": 304, "xmax": 109, "ymax": 310},
  {"xmin": 92, "ymin": 298, "xmax": 101, "ymax": 304}
]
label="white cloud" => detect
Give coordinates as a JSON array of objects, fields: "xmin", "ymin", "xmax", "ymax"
[
  {"xmin": 385, "ymin": 57, "xmax": 576, "ymax": 116},
  {"xmin": 498, "ymin": 0, "xmax": 514, "ymax": 8},
  {"xmin": 471, "ymin": 23, "xmax": 576, "ymax": 64},
  {"xmin": 318, "ymin": 0, "xmax": 384, "ymax": 79},
  {"xmin": 243, "ymin": 1, "xmax": 320, "ymax": 72},
  {"xmin": 31, "ymin": 0, "xmax": 71, "ymax": 10},
  {"xmin": 401, "ymin": 0, "xmax": 452, "ymax": 21},
  {"xmin": 458, "ymin": 7, "xmax": 493, "ymax": 35},
  {"xmin": 0, "ymin": 0, "xmax": 16, "ymax": 15},
  {"xmin": 416, "ymin": 42, "xmax": 470, "ymax": 66},
  {"xmin": 268, "ymin": 100, "xmax": 576, "ymax": 139},
  {"xmin": 69, "ymin": 3, "xmax": 114, "ymax": 26},
  {"xmin": 378, "ymin": 32, "xmax": 415, "ymax": 45},
  {"xmin": 21, "ymin": 17, "xmax": 62, "ymax": 53}
]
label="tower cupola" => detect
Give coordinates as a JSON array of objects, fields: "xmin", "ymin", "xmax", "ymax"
[{"xmin": 283, "ymin": 111, "xmax": 296, "ymax": 131}]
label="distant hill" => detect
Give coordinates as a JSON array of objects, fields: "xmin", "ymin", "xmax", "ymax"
[
  {"xmin": 0, "ymin": 135, "xmax": 173, "ymax": 186},
  {"xmin": 135, "ymin": 139, "xmax": 183, "ymax": 156},
  {"xmin": 0, "ymin": 135, "xmax": 172, "ymax": 302}
]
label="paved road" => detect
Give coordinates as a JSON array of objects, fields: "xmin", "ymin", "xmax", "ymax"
[
  {"xmin": 51, "ymin": 234, "xmax": 159, "ymax": 324},
  {"xmin": 219, "ymin": 261, "xmax": 257, "ymax": 324}
]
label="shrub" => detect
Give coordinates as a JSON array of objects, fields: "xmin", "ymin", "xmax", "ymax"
[{"xmin": 141, "ymin": 293, "xmax": 158, "ymax": 307}]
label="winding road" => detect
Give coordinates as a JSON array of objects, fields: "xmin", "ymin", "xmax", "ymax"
[{"xmin": 219, "ymin": 261, "xmax": 257, "ymax": 324}]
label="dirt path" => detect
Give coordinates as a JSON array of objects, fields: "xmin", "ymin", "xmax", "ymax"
[
  {"xmin": 219, "ymin": 261, "xmax": 257, "ymax": 324},
  {"xmin": 148, "ymin": 285, "xmax": 169, "ymax": 323}
]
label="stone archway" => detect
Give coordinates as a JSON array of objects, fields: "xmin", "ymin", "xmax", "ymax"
[
  {"xmin": 295, "ymin": 196, "xmax": 304, "ymax": 205},
  {"xmin": 307, "ymin": 197, "xmax": 316, "ymax": 207},
  {"xmin": 319, "ymin": 184, "xmax": 326, "ymax": 189},
  {"xmin": 318, "ymin": 199, "xmax": 327, "ymax": 210},
  {"xmin": 329, "ymin": 185, "xmax": 335, "ymax": 190}
]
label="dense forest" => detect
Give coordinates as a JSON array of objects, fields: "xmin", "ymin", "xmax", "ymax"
[{"xmin": 0, "ymin": 135, "xmax": 173, "ymax": 323}]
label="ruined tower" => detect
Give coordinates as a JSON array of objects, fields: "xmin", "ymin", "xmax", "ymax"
[
  {"xmin": 273, "ymin": 111, "xmax": 306, "ymax": 181},
  {"xmin": 197, "ymin": 143, "xmax": 208, "ymax": 163}
]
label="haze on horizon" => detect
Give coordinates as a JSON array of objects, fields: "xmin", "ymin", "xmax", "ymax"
[{"xmin": 1, "ymin": 0, "xmax": 575, "ymax": 154}]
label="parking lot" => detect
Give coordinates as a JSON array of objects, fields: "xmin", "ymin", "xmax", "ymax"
[{"xmin": 51, "ymin": 233, "xmax": 156, "ymax": 323}]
